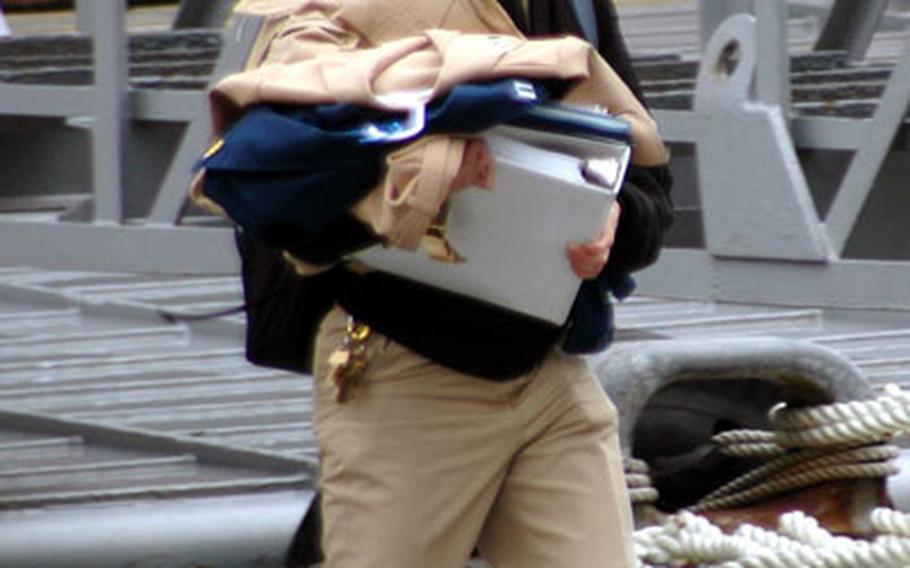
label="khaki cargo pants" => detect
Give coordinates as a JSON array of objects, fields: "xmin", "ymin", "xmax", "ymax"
[{"xmin": 312, "ymin": 307, "xmax": 635, "ymax": 568}]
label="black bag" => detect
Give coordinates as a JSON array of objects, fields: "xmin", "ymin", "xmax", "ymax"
[
  {"xmin": 235, "ymin": 234, "xmax": 332, "ymax": 567},
  {"xmin": 235, "ymin": 229, "xmax": 338, "ymax": 375}
]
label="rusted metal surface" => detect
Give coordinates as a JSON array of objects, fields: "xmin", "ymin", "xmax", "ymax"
[{"xmin": 699, "ymin": 479, "xmax": 888, "ymax": 536}]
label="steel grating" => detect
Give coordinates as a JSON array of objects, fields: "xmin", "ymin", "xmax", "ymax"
[
  {"xmin": 2, "ymin": 263, "xmax": 910, "ymax": 566},
  {"xmin": 0, "ymin": 28, "xmax": 222, "ymax": 89},
  {"xmin": 0, "ymin": 267, "xmax": 315, "ymax": 566},
  {"xmin": 621, "ymin": 0, "xmax": 910, "ymax": 121}
]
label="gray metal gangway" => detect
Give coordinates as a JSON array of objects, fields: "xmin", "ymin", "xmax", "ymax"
[
  {"xmin": 0, "ymin": 0, "xmax": 250, "ymax": 274},
  {"xmin": 0, "ymin": 0, "xmax": 906, "ymax": 305},
  {"xmin": 631, "ymin": 0, "xmax": 910, "ymax": 313}
]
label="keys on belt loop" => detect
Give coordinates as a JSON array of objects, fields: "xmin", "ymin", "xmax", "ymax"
[{"xmin": 327, "ymin": 316, "xmax": 372, "ymax": 403}]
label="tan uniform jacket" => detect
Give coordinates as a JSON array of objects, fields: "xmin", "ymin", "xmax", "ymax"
[{"xmin": 194, "ymin": 0, "xmax": 668, "ymax": 257}]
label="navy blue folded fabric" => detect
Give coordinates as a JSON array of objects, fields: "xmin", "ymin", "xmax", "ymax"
[
  {"xmin": 202, "ymin": 105, "xmax": 386, "ymax": 249},
  {"xmin": 201, "ymin": 79, "xmax": 550, "ymax": 252},
  {"xmin": 423, "ymin": 79, "xmax": 548, "ymax": 135},
  {"xmin": 509, "ymin": 103, "xmax": 632, "ymax": 144},
  {"xmin": 201, "ymin": 77, "xmax": 634, "ymax": 354}
]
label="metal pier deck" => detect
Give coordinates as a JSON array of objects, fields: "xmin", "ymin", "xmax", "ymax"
[{"xmin": 0, "ymin": 266, "xmax": 315, "ymax": 567}]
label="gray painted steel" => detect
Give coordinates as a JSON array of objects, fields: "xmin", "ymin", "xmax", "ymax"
[
  {"xmin": 823, "ymin": 38, "xmax": 910, "ymax": 254},
  {"xmin": 697, "ymin": 0, "xmax": 752, "ymax": 47},
  {"xmin": 0, "ymin": 6, "xmax": 257, "ymax": 275},
  {"xmin": 693, "ymin": 14, "xmax": 830, "ymax": 261},
  {"xmin": 0, "ymin": 266, "xmax": 317, "ymax": 566},
  {"xmin": 591, "ymin": 337, "xmax": 876, "ymax": 454},
  {"xmin": 638, "ymin": 249, "xmax": 910, "ymax": 310},
  {"xmin": 0, "ymin": 0, "xmax": 907, "ymax": 304},
  {"xmin": 756, "ymin": 1, "xmax": 792, "ymax": 114},
  {"xmin": 89, "ymin": 1, "xmax": 127, "ymax": 224},
  {"xmin": 815, "ymin": 0, "xmax": 890, "ymax": 61},
  {"xmin": 0, "ymin": 491, "xmax": 312, "ymax": 568},
  {"xmin": 148, "ymin": 14, "xmax": 263, "ymax": 225},
  {"xmin": 0, "ymin": 222, "xmax": 238, "ymax": 274},
  {"xmin": 629, "ymin": 1, "xmax": 910, "ymax": 308},
  {"xmin": 173, "ymin": 0, "xmax": 235, "ymax": 30},
  {"xmin": 3, "ymin": 261, "xmax": 910, "ymax": 565}
]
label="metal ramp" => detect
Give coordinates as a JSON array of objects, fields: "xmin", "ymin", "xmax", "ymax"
[
  {"xmin": 0, "ymin": 267, "xmax": 321, "ymax": 460},
  {"xmin": 0, "ymin": 6, "xmax": 321, "ymax": 565},
  {"xmin": 3, "ymin": 264, "xmax": 910, "ymax": 566},
  {"xmin": 0, "ymin": 408, "xmax": 312, "ymax": 568},
  {"xmin": 0, "ymin": 266, "xmax": 317, "ymax": 567}
]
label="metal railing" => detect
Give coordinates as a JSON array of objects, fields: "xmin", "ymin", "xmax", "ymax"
[{"xmin": 637, "ymin": 0, "xmax": 910, "ymax": 310}]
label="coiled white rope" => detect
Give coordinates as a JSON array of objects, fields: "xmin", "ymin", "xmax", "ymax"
[
  {"xmin": 630, "ymin": 386, "xmax": 910, "ymax": 567},
  {"xmin": 635, "ymin": 512, "xmax": 750, "ymax": 566},
  {"xmin": 635, "ymin": 509, "xmax": 910, "ymax": 568},
  {"xmin": 771, "ymin": 385, "xmax": 910, "ymax": 448},
  {"xmin": 624, "ymin": 457, "xmax": 650, "ymax": 473},
  {"xmin": 871, "ymin": 508, "xmax": 910, "ymax": 537},
  {"xmin": 720, "ymin": 443, "xmax": 788, "ymax": 459},
  {"xmin": 624, "ymin": 458, "xmax": 659, "ymax": 504},
  {"xmin": 683, "ymin": 383, "xmax": 910, "ymax": 511},
  {"xmin": 713, "ymin": 430, "xmax": 777, "ymax": 446},
  {"xmin": 776, "ymin": 511, "xmax": 870, "ymax": 555},
  {"xmin": 628, "ymin": 487, "xmax": 659, "ymax": 505},
  {"xmin": 699, "ymin": 446, "xmax": 826, "ymax": 500},
  {"xmin": 713, "ymin": 430, "xmax": 787, "ymax": 459},
  {"xmin": 626, "ymin": 473, "xmax": 652, "ymax": 489}
]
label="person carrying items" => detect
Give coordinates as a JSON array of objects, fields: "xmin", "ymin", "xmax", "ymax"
[{"xmin": 190, "ymin": 0, "xmax": 673, "ymax": 566}]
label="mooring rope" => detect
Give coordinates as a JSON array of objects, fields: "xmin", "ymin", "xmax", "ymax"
[
  {"xmin": 624, "ymin": 457, "xmax": 659, "ymax": 505},
  {"xmin": 634, "ymin": 510, "xmax": 910, "ymax": 568},
  {"xmin": 871, "ymin": 507, "xmax": 910, "ymax": 537},
  {"xmin": 771, "ymin": 385, "xmax": 910, "ymax": 448},
  {"xmin": 686, "ymin": 384, "xmax": 910, "ymax": 512},
  {"xmin": 631, "ymin": 385, "xmax": 910, "ymax": 566},
  {"xmin": 691, "ymin": 443, "xmax": 899, "ymax": 512}
]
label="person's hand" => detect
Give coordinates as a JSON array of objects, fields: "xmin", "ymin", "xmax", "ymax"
[
  {"xmin": 450, "ymin": 139, "xmax": 494, "ymax": 191},
  {"xmin": 566, "ymin": 201, "xmax": 621, "ymax": 279}
]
